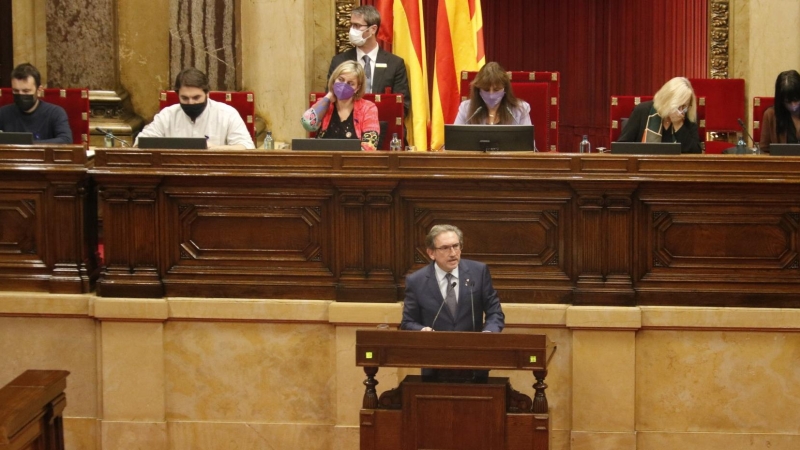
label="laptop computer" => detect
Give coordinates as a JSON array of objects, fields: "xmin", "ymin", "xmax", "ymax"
[
  {"xmin": 611, "ymin": 142, "xmax": 682, "ymax": 155},
  {"xmin": 292, "ymin": 138, "xmax": 362, "ymax": 151},
  {"xmin": 0, "ymin": 132, "xmax": 35, "ymax": 145},
  {"xmin": 137, "ymin": 137, "xmax": 208, "ymax": 149},
  {"xmin": 444, "ymin": 125, "xmax": 535, "ymax": 152},
  {"xmin": 768, "ymin": 144, "xmax": 800, "ymax": 156}
]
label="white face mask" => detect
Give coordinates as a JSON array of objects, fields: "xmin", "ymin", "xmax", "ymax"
[{"xmin": 349, "ymin": 27, "xmax": 368, "ymax": 47}]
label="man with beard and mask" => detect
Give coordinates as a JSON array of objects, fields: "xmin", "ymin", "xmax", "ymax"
[
  {"xmin": 0, "ymin": 63, "xmax": 72, "ymax": 144},
  {"xmin": 327, "ymin": 5, "xmax": 410, "ymax": 118},
  {"xmin": 134, "ymin": 68, "xmax": 254, "ymax": 149}
]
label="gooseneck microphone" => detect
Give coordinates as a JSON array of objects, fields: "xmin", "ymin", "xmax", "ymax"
[
  {"xmin": 466, "ymin": 278, "xmax": 475, "ymax": 331},
  {"xmin": 465, "ymin": 106, "xmax": 483, "ymax": 123},
  {"xmin": 431, "ymin": 281, "xmax": 457, "ymax": 331},
  {"xmin": 737, "ymin": 118, "xmax": 759, "ymax": 153},
  {"xmin": 96, "ymin": 127, "xmax": 130, "ymax": 147}
]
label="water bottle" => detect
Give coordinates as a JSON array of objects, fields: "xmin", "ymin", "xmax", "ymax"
[
  {"xmin": 263, "ymin": 131, "xmax": 274, "ymax": 150},
  {"xmin": 389, "ymin": 133, "xmax": 402, "ymax": 151},
  {"xmin": 579, "ymin": 135, "xmax": 591, "ymax": 154},
  {"xmin": 736, "ymin": 133, "xmax": 746, "ymax": 154},
  {"xmin": 103, "ymin": 132, "xmax": 114, "ymax": 147}
]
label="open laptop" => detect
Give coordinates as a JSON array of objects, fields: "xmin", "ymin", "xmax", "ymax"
[
  {"xmin": 292, "ymin": 138, "xmax": 362, "ymax": 151},
  {"xmin": 137, "ymin": 137, "xmax": 208, "ymax": 149},
  {"xmin": 0, "ymin": 132, "xmax": 35, "ymax": 145},
  {"xmin": 768, "ymin": 144, "xmax": 800, "ymax": 156},
  {"xmin": 611, "ymin": 142, "xmax": 681, "ymax": 155}
]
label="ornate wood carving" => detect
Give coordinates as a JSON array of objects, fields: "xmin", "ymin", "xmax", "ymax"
[
  {"xmin": 378, "ymin": 386, "xmax": 402, "ymax": 410},
  {"xmin": 335, "ymin": 1, "xmax": 358, "ymax": 54},
  {"xmin": 0, "ymin": 146, "xmax": 96, "ymax": 293},
  {"xmin": 87, "ymin": 149, "xmax": 800, "ymax": 306},
  {"xmin": 709, "ymin": 0, "xmax": 730, "ymax": 79},
  {"xmin": 506, "ymin": 384, "xmax": 533, "ymax": 413}
]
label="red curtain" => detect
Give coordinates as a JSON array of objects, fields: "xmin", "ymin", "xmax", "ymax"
[{"xmin": 362, "ymin": 0, "xmax": 708, "ymax": 151}]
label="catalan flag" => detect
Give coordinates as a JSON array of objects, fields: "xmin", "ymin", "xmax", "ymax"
[
  {"xmin": 430, "ymin": 0, "xmax": 485, "ymax": 150},
  {"xmin": 376, "ymin": 0, "xmax": 430, "ymax": 151}
]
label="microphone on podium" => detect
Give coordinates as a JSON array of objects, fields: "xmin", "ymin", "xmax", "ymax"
[
  {"xmin": 96, "ymin": 127, "xmax": 129, "ymax": 147},
  {"xmin": 431, "ymin": 281, "xmax": 457, "ymax": 331}
]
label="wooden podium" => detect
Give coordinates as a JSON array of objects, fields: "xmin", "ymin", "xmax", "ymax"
[{"xmin": 355, "ymin": 330, "xmax": 555, "ymax": 450}]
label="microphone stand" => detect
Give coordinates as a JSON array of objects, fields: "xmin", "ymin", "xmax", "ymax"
[{"xmin": 96, "ymin": 127, "xmax": 129, "ymax": 147}]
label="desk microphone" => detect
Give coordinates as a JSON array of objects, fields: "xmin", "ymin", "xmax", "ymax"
[
  {"xmin": 465, "ymin": 106, "xmax": 483, "ymax": 123},
  {"xmin": 431, "ymin": 281, "xmax": 457, "ymax": 331},
  {"xmin": 95, "ymin": 127, "xmax": 129, "ymax": 147},
  {"xmin": 465, "ymin": 278, "xmax": 476, "ymax": 331},
  {"xmin": 737, "ymin": 118, "xmax": 759, "ymax": 153}
]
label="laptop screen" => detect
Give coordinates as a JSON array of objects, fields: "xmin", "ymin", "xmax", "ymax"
[
  {"xmin": 137, "ymin": 137, "xmax": 208, "ymax": 149},
  {"xmin": 610, "ymin": 142, "xmax": 681, "ymax": 155},
  {"xmin": 292, "ymin": 138, "xmax": 362, "ymax": 151},
  {"xmin": 0, "ymin": 132, "xmax": 35, "ymax": 145}
]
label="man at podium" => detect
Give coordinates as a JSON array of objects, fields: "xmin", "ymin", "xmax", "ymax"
[{"xmin": 401, "ymin": 224, "xmax": 505, "ymax": 333}]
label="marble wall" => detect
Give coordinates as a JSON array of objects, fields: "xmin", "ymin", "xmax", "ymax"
[{"xmin": 3, "ymin": 293, "xmax": 800, "ymax": 450}]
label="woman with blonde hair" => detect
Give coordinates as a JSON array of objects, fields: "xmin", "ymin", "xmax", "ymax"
[
  {"xmin": 454, "ymin": 62, "xmax": 531, "ymax": 126},
  {"xmin": 618, "ymin": 76, "xmax": 701, "ymax": 153},
  {"xmin": 301, "ymin": 60, "xmax": 380, "ymax": 151}
]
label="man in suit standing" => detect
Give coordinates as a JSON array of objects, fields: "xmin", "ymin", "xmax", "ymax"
[
  {"xmin": 327, "ymin": 5, "xmax": 411, "ymax": 118},
  {"xmin": 401, "ymin": 224, "xmax": 505, "ymax": 333}
]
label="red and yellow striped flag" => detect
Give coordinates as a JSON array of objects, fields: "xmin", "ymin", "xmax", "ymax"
[
  {"xmin": 430, "ymin": 0, "xmax": 485, "ymax": 150},
  {"xmin": 382, "ymin": 0, "xmax": 429, "ymax": 151}
]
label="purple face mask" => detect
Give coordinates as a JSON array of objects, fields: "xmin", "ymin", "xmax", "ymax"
[
  {"xmin": 479, "ymin": 88, "xmax": 505, "ymax": 108},
  {"xmin": 333, "ymin": 81, "xmax": 356, "ymax": 100}
]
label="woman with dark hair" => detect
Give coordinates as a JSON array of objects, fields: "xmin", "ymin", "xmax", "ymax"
[
  {"xmin": 453, "ymin": 62, "xmax": 531, "ymax": 126},
  {"xmin": 760, "ymin": 70, "xmax": 800, "ymax": 153}
]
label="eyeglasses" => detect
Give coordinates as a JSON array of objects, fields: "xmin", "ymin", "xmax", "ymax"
[
  {"xmin": 434, "ymin": 243, "xmax": 462, "ymax": 253},
  {"xmin": 350, "ymin": 23, "xmax": 370, "ymax": 30}
]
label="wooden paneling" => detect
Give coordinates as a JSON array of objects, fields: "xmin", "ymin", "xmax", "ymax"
[
  {"xmin": 0, "ymin": 146, "xmax": 97, "ymax": 293},
  {"xmin": 90, "ymin": 150, "xmax": 800, "ymax": 307}
]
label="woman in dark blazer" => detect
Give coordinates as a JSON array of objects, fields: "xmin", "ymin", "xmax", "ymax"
[
  {"xmin": 618, "ymin": 77, "xmax": 702, "ymax": 154},
  {"xmin": 759, "ymin": 70, "xmax": 800, "ymax": 153}
]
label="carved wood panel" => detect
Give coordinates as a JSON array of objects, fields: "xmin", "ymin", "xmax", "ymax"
[
  {"xmin": 0, "ymin": 195, "xmax": 42, "ymax": 261},
  {"xmin": 398, "ymin": 181, "xmax": 572, "ymax": 303}
]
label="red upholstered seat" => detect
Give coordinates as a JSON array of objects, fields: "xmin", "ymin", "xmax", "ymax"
[
  {"xmin": 688, "ymin": 78, "xmax": 745, "ymax": 133},
  {"xmin": 459, "ymin": 71, "xmax": 560, "ymax": 152},
  {"xmin": 160, "ymin": 91, "xmax": 256, "ymax": 141},
  {"xmin": 752, "ymin": 97, "xmax": 774, "ymax": 143},
  {"xmin": 307, "ymin": 92, "xmax": 404, "ymax": 150},
  {"xmin": 0, "ymin": 87, "xmax": 89, "ymax": 145},
  {"xmin": 609, "ymin": 95, "xmax": 653, "ymax": 143}
]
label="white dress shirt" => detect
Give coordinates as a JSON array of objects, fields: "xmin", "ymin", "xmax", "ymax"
[
  {"xmin": 433, "ymin": 263, "xmax": 459, "ymax": 304},
  {"xmin": 356, "ymin": 46, "xmax": 379, "ymax": 93},
  {"xmin": 135, "ymin": 98, "xmax": 255, "ymax": 148}
]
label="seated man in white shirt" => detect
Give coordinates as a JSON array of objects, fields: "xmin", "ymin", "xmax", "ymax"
[{"xmin": 135, "ymin": 68, "xmax": 255, "ymax": 149}]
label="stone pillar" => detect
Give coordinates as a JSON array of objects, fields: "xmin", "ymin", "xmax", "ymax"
[
  {"xmin": 95, "ymin": 299, "xmax": 169, "ymax": 449},
  {"xmin": 568, "ymin": 306, "xmax": 641, "ymax": 450}
]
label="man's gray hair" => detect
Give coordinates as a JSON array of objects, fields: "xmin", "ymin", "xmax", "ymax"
[{"xmin": 425, "ymin": 224, "xmax": 464, "ymax": 249}]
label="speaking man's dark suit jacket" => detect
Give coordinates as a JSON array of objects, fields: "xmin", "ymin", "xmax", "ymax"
[
  {"xmin": 327, "ymin": 48, "xmax": 411, "ymax": 117},
  {"xmin": 401, "ymin": 259, "xmax": 505, "ymax": 333}
]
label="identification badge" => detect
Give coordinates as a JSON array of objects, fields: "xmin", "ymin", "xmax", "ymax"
[{"xmin": 376, "ymin": 63, "xmax": 387, "ymax": 68}]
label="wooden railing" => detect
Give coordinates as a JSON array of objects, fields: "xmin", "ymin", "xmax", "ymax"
[{"xmin": 0, "ymin": 370, "xmax": 69, "ymax": 450}]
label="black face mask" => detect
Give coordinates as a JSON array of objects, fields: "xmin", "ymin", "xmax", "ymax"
[
  {"xmin": 180, "ymin": 100, "xmax": 207, "ymax": 121},
  {"xmin": 13, "ymin": 94, "xmax": 37, "ymax": 113}
]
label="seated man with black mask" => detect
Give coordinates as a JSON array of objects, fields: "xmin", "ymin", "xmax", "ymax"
[
  {"xmin": 134, "ymin": 68, "xmax": 255, "ymax": 149},
  {"xmin": 0, "ymin": 63, "xmax": 72, "ymax": 144}
]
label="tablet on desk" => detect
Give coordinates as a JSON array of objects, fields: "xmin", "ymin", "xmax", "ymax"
[
  {"xmin": 292, "ymin": 138, "xmax": 362, "ymax": 151},
  {"xmin": 137, "ymin": 137, "xmax": 208, "ymax": 149},
  {"xmin": 0, "ymin": 132, "xmax": 35, "ymax": 145},
  {"xmin": 610, "ymin": 142, "xmax": 681, "ymax": 155},
  {"xmin": 768, "ymin": 144, "xmax": 800, "ymax": 156}
]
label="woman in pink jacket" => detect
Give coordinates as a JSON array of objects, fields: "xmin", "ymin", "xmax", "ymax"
[{"xmin": 302, "ymin": 60, "xmax": 380, "ymax": 151}]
